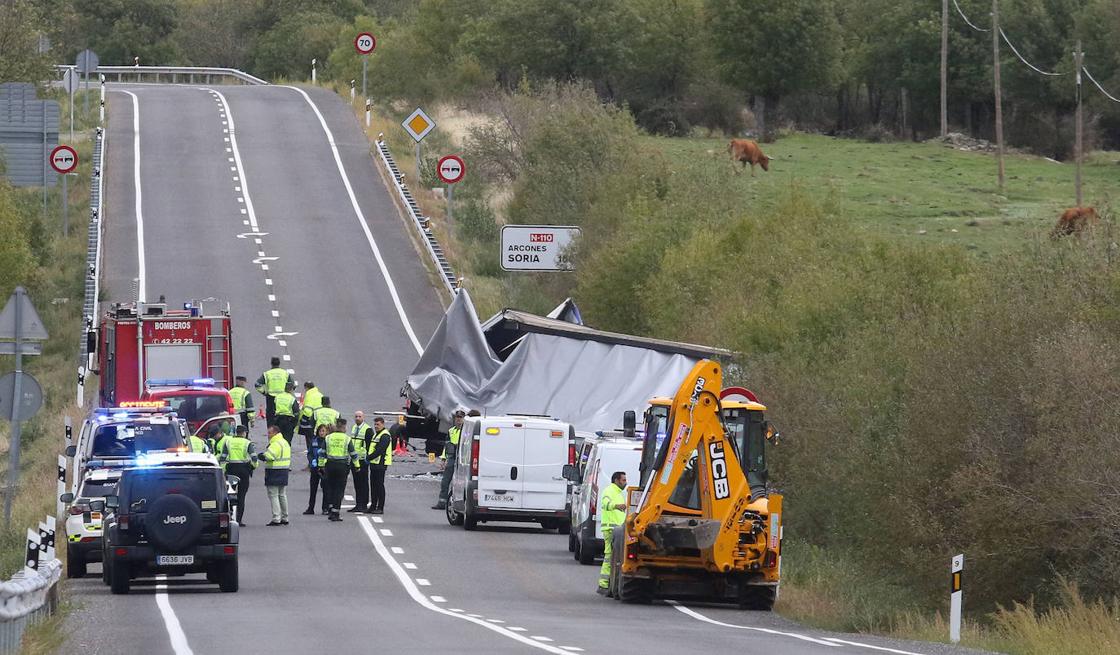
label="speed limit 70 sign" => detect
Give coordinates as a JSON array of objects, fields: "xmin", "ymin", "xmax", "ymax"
[
  {"xmin": 355, "ymin": 33, "xmax": 376, "ymax": 55},
  {"xmin": 49, "ymin": 145, "xmax": 78, "ymax": 175}
]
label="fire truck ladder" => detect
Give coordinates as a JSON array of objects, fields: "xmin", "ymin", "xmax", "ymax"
[{"xmin": 207, "ymin": 324, "xmax": 230, "ymax": 385}]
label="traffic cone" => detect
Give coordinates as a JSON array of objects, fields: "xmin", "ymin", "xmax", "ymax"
[{"xmin": 257, "ymin": 408, "xmax": 265, "ymax": 419}]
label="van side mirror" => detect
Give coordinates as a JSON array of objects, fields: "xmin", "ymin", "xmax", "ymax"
[
  {"xmin": 65, "ymin": 445, "xmax": 76, "ymax": 457},
  {"xmin": 86, "ymin": 329, "xmax": 98, "ymax": 355},
  {"xmin": 561, "ymin": 464, "xmax": 580, "ymax": 483},
  {"xmin": 89, "ymin": 499, "xmax": 105, "ymax": 512},
  {"xmin": 226, "ymin": 474, "xmax": 240, "ymax": 488},
  {"xmin": 60, "ymin": 492, "xmax": 75, "ymax": 504},
  {"xmin": 103, "ymin": 495, "xmax": 119, "ymax": 510},
  {"xmin": 623, "ymin": 410, "xmax": 636, "ymax": 439}
]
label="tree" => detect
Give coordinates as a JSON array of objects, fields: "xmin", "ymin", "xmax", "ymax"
[
  {"xmin": 707, "ymin": 0, "xmax": 842, "ymax": 138},
  {"xmin": 0, "ymin": 0, "xmax": 53, "ymax": 82},
  {"xmin": 248, "ymin": 11, "xmax": 348, "ymax": 80},
  {"xmin": 172, "ymin": 0, "xmax": 259, "ymax": 69},
  {"xmin": 73, "ymin": 0, "xmax": 180, "ymax": 65}
]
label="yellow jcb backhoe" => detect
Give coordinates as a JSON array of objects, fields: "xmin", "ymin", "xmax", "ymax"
[{"xmin": 606, "ymin": 359, "xmax": 782, "ymax": 609}]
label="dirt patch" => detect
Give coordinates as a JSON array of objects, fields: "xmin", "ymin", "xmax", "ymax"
[
  {"xmin": 434, "ymin": 104, "xmax": 492, "ymax": 148},
  {"xmin": 926, "ymin": 132, "xmax": 1021, "ymax": 154}
]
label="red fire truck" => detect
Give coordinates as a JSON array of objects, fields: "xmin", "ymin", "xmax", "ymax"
[{"xmin": 91, "ymin": 300, "xmax": 234, "ymax": 407}]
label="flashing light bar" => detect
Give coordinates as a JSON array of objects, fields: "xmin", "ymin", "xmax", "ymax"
[
  {"xmin": 118, "ymin": 400, "xmax": 170, "ymax": 409},
  {"xmin": 146, "ymin": 377, "xmax": 216, "ymax": 388}
]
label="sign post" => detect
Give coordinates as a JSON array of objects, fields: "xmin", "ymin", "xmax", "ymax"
[
  {"xmin": 354, "ymin": 32, "xmax": 376, "ymax": 98},
  {"xmin": 50, "ymin": 145, "xmax": 78, "ymax": 237},
  {"xmin": 99, "ymin": 73, "xmax": 106, "ymax": 123},
  {"xmin": 436, "ymin": 155, "xmax": 465, "ymax": 233},
  {"xmin": 75, "ymin": 49, "xmax": 99, "ymax": 115},
  {"xmin": 950, "ymin": 554, "xmax": 964, "ymax": 643},
  {"xmin": 0, "ymin": 287, "xmax": 49, "ymax": 528},
  {"xmin": 311, "ymin": 58, "xmax": 317, "ymax": 84},
  {"xmin": 500, "ymin": 225, "xmax": 582, "ymax": 272},
  {"xmin": 402, "ymin": 107, "xmax": 436, "ymax": 178},
  {"xmin": 62, "ymin": 67, "xmax": 78, "ymax": 143}
]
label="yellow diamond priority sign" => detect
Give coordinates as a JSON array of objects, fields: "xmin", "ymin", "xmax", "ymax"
[{"xmin": 402, "ymin": 107, "xmax": 435, "ymax": 143}]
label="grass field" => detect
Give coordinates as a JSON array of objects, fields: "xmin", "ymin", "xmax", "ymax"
[{"xmin": 649, "ymin": 134, "xmax": 1120, "ymax": 255}]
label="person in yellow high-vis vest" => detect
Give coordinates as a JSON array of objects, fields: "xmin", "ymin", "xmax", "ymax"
[
  {"xmin": 272, "ymin": 381, "xmax": 300, "ymax": 445},
  {"xmin": 219, "ymin": 425, "xmax": 258, "ymax": 525},
  {"xmin": 259, "ymin": 424, "xmax": 292, "ymax": 526},
  {"xmin": 298, "ymin": 381, "xmax": 323, "ymax": 458},
  {"xmin": 255, "ymin": 357, "xmax": 289, "ymax": 425},
  {"xmin": 433, "ymin": 410, "xmax": 465, "ymax": 510},
  {"xmin": 348, "ymin": 411, "xmax": 374, "ymax": 513},
  {"xmin": 228, "ymin": 376, "xmax": 254, "ymax": 429},
  {"xmin": 366, "ymin": 417, "xmax": 392, "ymax": 514},
  {"xmin": 598, "ymin": 471, "xmax": 628, "ymax": 596},
  {"xmin": 320, "ymin": 418, "xmax": 358, "ymax": 522}
]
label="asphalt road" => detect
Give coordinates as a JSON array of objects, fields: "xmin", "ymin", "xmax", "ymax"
[{"xmin": 63, "ymin": 83, "xmax": 992, "ymax": 655}]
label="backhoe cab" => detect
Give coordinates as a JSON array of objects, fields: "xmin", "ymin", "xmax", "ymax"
[{"xmin": 607, "ymin": 360, "xmax": 782, "ymax": 609}]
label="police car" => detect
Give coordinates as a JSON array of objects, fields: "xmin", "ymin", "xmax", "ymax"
[
  {"xmin": 68, "ymin": 403, "xmax": 191, "ymax": 481},
  {"xmin": 61, "ymin": 469, "xmax": 122, "ymax": 578}
]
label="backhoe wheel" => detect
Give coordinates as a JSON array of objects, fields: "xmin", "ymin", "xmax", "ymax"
[
  {"xmin": 738, "ymin": 585, "xmax": 776, "ymax": 611},
  {"xmin": 617, "ymin": 574, "xmax": 653, "ymax": 604}
]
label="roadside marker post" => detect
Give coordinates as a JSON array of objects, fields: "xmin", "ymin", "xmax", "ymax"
[
  {"xmin": 311, "ymin": 58, "xmax": 317, "ymax": 84},
  {"xmin": 350, "ymin": 80, "xmax": 355, "ymax": 103},
  {"xmin": 56, "ymin": 454, "xmax": 67, "ymax": 520},
  {"xmin": 950, "ymin": 554, "xmax": 964, "ymax": 643},
  {"xmin": 365, "ymin": 99, "xmax": 371, "ymax": 128},
  {"xmin": 99, "ymin": 74, "xmax": 106, "ymax": 123}
]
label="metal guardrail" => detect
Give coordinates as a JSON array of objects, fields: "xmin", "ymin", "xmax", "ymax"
[
  {"xmin": 373, "ymin": 139, "xmax": 459, "ymax": 296},
  {"xmin": 81, "ymin": 126, "xmax": 104, "ymax": 362},
  {"xmin": 60, "ymin": 66, "xmax": 268, "ymax": 86},
  {"xmin": 0, "ymin": 560, "xmax": 62, "ymax": 653}
]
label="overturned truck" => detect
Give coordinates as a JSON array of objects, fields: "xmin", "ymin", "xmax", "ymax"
[{"xmin": 403, "ymin": 290, "xmax": 731, "ymax": 435}]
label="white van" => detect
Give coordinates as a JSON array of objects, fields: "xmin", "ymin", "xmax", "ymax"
[
  {"xmin": 565, "ymin": 436, "xmax": 642, "ymax": 564},
  {"xmin": 445, "ymin": 415, "xmax": 575, "ymax": 531}
]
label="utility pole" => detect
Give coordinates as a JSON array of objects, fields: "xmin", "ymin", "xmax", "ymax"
[
  {"xmin": 941, "ymin": 0, "xmax": 949, "ymax": 137},
  {"xmin": 1074, "ymin": 40, "xmax": 1085, "ymax": 207},
  {"xmin": 992, "ymin": 0, "xmax": 1005, "ymax": 191}
]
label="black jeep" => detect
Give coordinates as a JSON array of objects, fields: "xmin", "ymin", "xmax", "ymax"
[{"xmin": 98, "ymin": 462, "xmax": 240, "ymax": 594}]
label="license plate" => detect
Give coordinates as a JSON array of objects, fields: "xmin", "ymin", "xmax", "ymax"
[
  {"xmin": 157, "ymin": 555, "xmax": 194, "ymax": 565},
  {"xmin": 483, "ymin": 494, "xmax": 514, "ymax": 504}
]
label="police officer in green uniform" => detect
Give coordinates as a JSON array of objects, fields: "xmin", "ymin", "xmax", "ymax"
[
  {"xmin": 598, "ymin": 471, "xmax": 628, "ymax": 595},
  {"xmin": 348, "ymin": 411, "xmax": 374, "ymax": 513},
  {"xmin": 433, "ymin": 410, "xmax": 465, "ymax": 510},
  {"xmin": 298, "ymin": 381, "xmax": 323, "ymax": 455},
  {"xmin": 219, "ymin": 425, "xmax": 258, "ymax": 525},
  {"xmin": 260, "ymin": 424, "xmax": 292, "ymax": 526},
  {"xmin": 255, "ymin": 357, "xmax": 289, "ymax": 426},
  {"xmin": 313, "ymin": 397, "xmax": 339, "ymax": 435},
  {"xmin": 320, "ymin": 418, "xmax": 358, "ymax": 522},
  {"xmin": 228, "ymin": 376, "xmax": 254, "ymax": 429},
  {"xmin": 273, "ymin": 381, "xmax": 300, "ymax": 445},
  {"xmin": 187, "ymin": 432, "xmax": 210, "ymax": 454},
  {"xmin": 367, "ymin": 417, "xmax": 392, "ymax": 514}
]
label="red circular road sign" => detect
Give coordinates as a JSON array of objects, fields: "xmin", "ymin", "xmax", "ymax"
[
  {"xmin": 437, "ymin": 155, "xmax": 466, "ymax": 184},
  {"xmin": 354, "ymin": 32, "xmax": 376, "ymax": 55},
  {"xmin": 720, "ymin": 386, "xmax": 759, "ymax": 404},
  {"xmin": 49, "ymin": 145, "xmax": 78, "ymax": 175}
]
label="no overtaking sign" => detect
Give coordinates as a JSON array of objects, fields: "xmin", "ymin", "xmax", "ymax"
[{"xmin": 49, "ymin": 145, "xmax": 78, "ymax": 175}]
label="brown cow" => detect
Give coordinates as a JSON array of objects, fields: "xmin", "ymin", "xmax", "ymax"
[
  {"xmin": 728, "ymin": 139, "xmax": 770, "ymax": 176},
  {"xmin": 1050, "ymin": 206, "xmax": 1099, "ymax": 239}
]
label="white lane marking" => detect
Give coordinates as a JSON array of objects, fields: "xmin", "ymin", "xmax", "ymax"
[
  {"xmin": 450, "ymin": 608, "xmax": 464, "ymax": 613},
  {"xmin": 531, "ymin": 637, "xmax": 553, "ymax": 642},
  {"xmin": 487, "ymin": 619, "xmax": 505, "ymax": 624},
  {"xmin": 357, "ymin": 517, "xmax": 573, "ymax": 654},
  {"xmin": 118, "ymin": 90, "xmax": 146, "ymax": 301},
  {"xmin": 822, "ymin": 638, "xmax": 927, "ymax": 654},
  {"xmin": 416, "ymin": 578, "xmax": 430, "ymax": 586},
  {"xmin": 430, "ymin": 596, "xmax": 447, "ymax": 603},
  {"xmin": 268, "ymin": 294, "xmax": 276, "ymax": 302},
  {"xmin": 380, "ymin": 528, "xmax": 392, "ymax": 536},
  {"xmin": 265, "ymin": 279, "xmax": 273, "ymax": 286},
  {"xmin": 371, "ymin": 517, "xmax": 384, "ymax": 523},
  {"xmin": 261, "ymin": 264, "xmax": 269, "ymax": 270},
  {"xmin": 509, "ymin": 627, "xmax": 527, "ymax": 632},
  {"xmin": 390, "ymin": 546, "xmax": 403, "ymax": 554},
  {"xmin": 669, "ymin": 602, "xmax": 840, "ymax": 647},
  {"xmin": 282, "ymin": 85, "xmax": 424, "ymax": 355},
  {"xmin": 278, "ymin": 340, "xmax": 287, "ymax": 347},
  {"xmin": 282, "ymin": 354, "xmax": 291, "ymax": 361},
  {"xmin": 560, "ymin": 648, "xmax": 584, "ymax": 652},
  {"xmin": 467, "ymin": 614, "xmax": 482, "ymax": 618},
  {"xmin": 211, "ymin": 90, "xmax": 259, "ymax": 232},
  {"xmin": 403, "ymin": 562, "xmax": 417, "ymax": 570},
  {"xmin": 154, "ymin": 574, "xmax": 193, "ymax": 655}
]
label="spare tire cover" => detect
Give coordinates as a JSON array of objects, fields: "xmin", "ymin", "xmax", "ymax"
[{"xmin": 146, "ymin": 494, "xmax": 202, "ymax": 552}]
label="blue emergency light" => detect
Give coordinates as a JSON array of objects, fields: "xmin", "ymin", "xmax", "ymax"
[{"xmin": 146, "ymin": 377, "xmax": 216, "ymax": 388}]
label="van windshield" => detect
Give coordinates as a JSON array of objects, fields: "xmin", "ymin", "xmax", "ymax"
[
  {"xmin": 91, "ymin": 423, "xmax": 183, "ymax": 457},
  {"xmin": 159, "ymin": 394, "xmax": 228, "ymax": 425}
]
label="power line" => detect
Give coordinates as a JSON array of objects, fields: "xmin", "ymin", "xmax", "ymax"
[
  {"xmin": 1000, "ymin": 28, "xmax": 1064, "ymax": 76},
  {"xmin": 952, "ymin": 0, "xmax": 989, "ymax": 32},
  {"xmin": 1083, "ymin": 66, "xmax": 1120, "ymax": 104}
]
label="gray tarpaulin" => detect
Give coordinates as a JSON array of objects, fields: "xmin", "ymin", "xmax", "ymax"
[{"xmin": 405, "ymin": 290, "xmax": 730, "ymax": 433}]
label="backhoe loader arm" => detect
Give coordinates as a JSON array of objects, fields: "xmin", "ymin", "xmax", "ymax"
[{"xmin": 629, "ymin": 360, "xmax": 753, "ymax": 557}]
